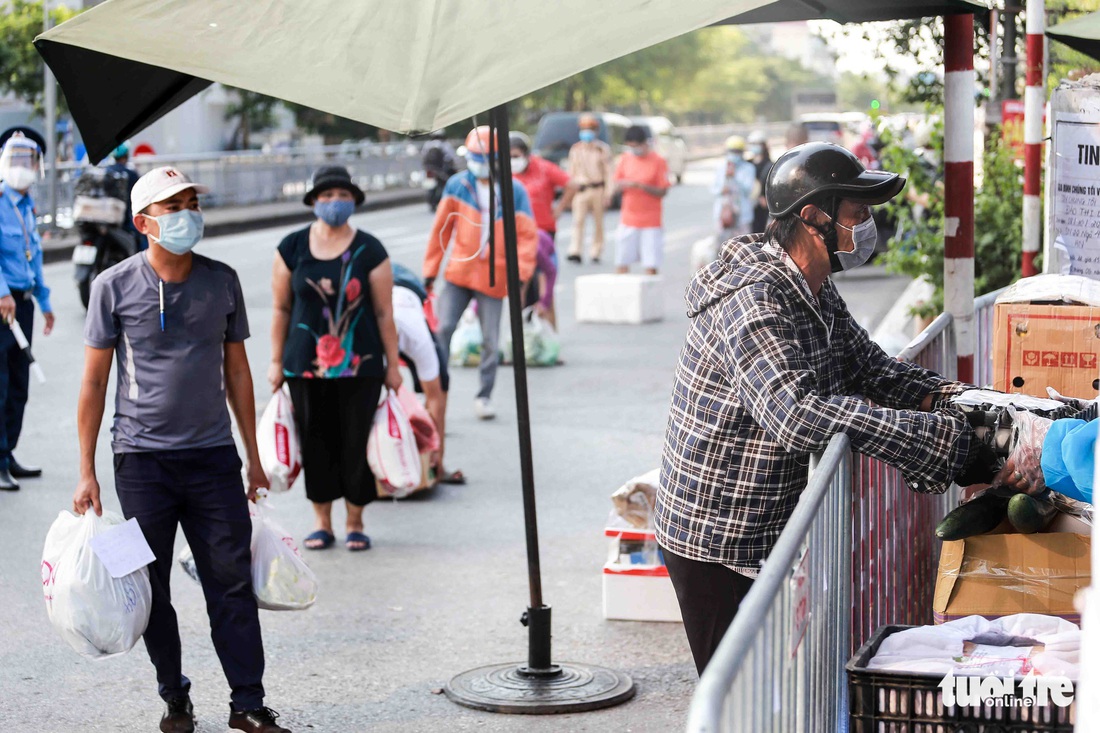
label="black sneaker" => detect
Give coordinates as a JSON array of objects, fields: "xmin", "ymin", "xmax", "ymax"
[
  {"xmin": 229, "ymin": 706, "xmax": 292, "ymax": 733},
  {"xmin": 160, "ymin": 696, "xmax": 195, "ymax": 733},
  {"xmin": 566, "ymin": 254, "xmax": 582, "ymax": 263}
]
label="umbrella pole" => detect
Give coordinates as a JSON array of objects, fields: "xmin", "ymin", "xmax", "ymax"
[{"xmin": 443, "ymin": 104, "xmax": 634, "ymax": 714}]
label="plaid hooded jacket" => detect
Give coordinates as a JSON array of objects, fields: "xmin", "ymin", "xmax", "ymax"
[{"xmin": 657, "ymin": 235, "xmax": 973, "ymax": 575}]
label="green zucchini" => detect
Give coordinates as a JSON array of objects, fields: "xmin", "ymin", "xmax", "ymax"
[
  {"xmin": 935, "ymin": 492, "xmax": 1009, "ymax": 541},
  {"xmin": 1007, "ymin": 492, "xmax": 1058, "ymax": 534}
]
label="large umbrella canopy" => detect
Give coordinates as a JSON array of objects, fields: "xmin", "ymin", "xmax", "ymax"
[
  {"xmin": 717, "ymin": 0, "xmax": 988, "ymax": 25},
  {"xmin": 1048, "ymin": 11, "xmax": 1100, "ymax": 63},
  {"xmin": 36, "ymin": 0, "xmax": 773, "ymax": 162}
]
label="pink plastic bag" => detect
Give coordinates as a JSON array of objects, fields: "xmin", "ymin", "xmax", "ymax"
[
  {"xmin": 367, "ymin": 390, "xmax": 421, "ymax": 497},
  {"xmin": 395, "ymin": 384, "xmax": 439, "ymax": 453}
]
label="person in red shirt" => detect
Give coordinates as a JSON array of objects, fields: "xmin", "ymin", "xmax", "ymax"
[
  {"xmin": 509, "ymin": 132, "xmax": 572, "ymax": 241},
  {"xmin": 612, "ymin": 125, "xmax": 669, "ymax": 275}
]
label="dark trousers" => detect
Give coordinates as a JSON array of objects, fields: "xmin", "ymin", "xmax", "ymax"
[
  {"xmin": 287, "ymin": 377, "xmax": 384, "ymax": 506},
  {"xmin": 114, "ymin": 446, "xmax": 265, "ymax": 712},
  {"xmin": 662, "ymin": 547, "xmax": 755, "ymax": 676},
  {"xmin": 0, "ymin": 293, "xmax": 33, "ymax": 468}
]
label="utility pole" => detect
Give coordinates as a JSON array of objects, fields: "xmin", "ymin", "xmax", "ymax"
[
  {"xmin": 43, "ymin": 1, "xmax": 58, "ymax": 233},
  {"xmin": 1002, "ymin": 4, "xmax": 1021, "ymax": 100}
]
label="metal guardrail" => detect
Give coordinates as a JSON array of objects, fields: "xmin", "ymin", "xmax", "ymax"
[
  {"xmin": 687, "ymin": 291, "xmax": 1013, "ymax": 732},
  {"xmin": 44, "ymin": 141, "xmax": 429, "ymax": 229},
  {"xmin": 686, "ymin": 435, "xmax": 853, "ymax": 733}
]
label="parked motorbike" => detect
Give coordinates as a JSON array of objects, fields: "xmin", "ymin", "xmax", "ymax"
[{"xmin": 71, "ymin": 168, "xmax": 136, "ymax": 309}]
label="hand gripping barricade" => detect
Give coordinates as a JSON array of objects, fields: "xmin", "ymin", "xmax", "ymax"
[
  {"xmin": 367, "ymin": 389, "xmax": 422, "ymax": 498},
  {"xmin": 41, "ymin": 510, "xmax": 152, "ymax": 659},
  {"xmin": 257, "ymin": 386, "xmax": 302, "ymax": 493}
]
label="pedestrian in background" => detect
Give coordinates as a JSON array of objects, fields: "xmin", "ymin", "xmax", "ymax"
[
  {"xmin": 746, "ymin": 131, "xmax": 773, "ymax": 234},
  {"xmin": 421, "ymin": 130, "xmax": 457, "ymax": 212},
  {"xmin": 612, "ymin": 125, "xmax": 669, "ymax": 275},
  {"xmin": 423, "ymin": 126, "xmax": 538, "ymax": 421},
  {"xmin": 270, "ymin": 166, "xmax": 402, "ymax": 552},
  {"xmin": 74, "ymin": 166, "xmax": 291, "ymax": 733},
  {"xmin": 712, "ymin": 135, "xmax": 756, "ymax": 242},
  {"xmin": 106, "ymin": 141, "xmax": 147, "ymax": 251},
  {"xmin": 510, "ymin": 131, "xmax": 572, "ymax": 243},
  {"xmin": 566, "ymin": 113, "xmax": 612, "ymax": 264},
  {"xmin": 0, "ymin": 128, "xmax": 54, "ymax": 492}
]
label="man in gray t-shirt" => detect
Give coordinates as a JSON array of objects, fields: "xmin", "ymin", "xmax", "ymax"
[{"xmin": 73, "ymin": 166, "xmax": 291, "ymax": 733}]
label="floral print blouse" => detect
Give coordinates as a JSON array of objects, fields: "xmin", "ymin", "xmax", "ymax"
[{"xmin": 277, "ymin": 227, "xmax": 388, "ymax": 379}]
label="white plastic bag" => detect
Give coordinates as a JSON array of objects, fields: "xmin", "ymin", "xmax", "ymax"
[
  {"xmin": 367, "ymin": 390, "xmax": 422, "ymax": 498},
  {"xmin": 257, "ymin": 386, "xmax": 301, "ymax": 493},
  {"xmin": 249, "ymin": 501, "xmax": 317, "ymax": 611},
  {"xmin": 449, "ymin": 304, "xmax": 482, "ymax": 367},
  {"xmin": 41, "ymin": 510, "xmax": 152, "ymax": 659}
]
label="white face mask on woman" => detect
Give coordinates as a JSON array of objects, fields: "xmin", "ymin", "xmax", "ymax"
[{"xmin": 830, "ymin": 214, "xmax": 878, "ymax": 271}]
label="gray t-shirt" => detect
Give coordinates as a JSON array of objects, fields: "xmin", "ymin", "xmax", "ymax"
[{"xmin": 84, "ymin": 252, "xmax": 250, "ymax": 453}]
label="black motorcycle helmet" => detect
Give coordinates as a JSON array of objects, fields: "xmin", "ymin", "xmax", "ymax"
[{"xmin": 766, "ymin": 142, "xmax": 904, "ymax": 219}]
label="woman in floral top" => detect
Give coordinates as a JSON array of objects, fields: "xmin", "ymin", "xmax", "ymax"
[{"xmin": 270, "ymin": 166, "xmax": 401, "ymax": 551}]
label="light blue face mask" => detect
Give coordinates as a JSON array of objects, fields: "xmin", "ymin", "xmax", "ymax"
[
  {"xmin": 314, "ymin": 199, "xmax": 355, "ymax": 227},
  {"xmin": 579, "ymin": 130, "xmax": 596, "ymax": 143},
  {"xmin": 466, "ymin": 153, "xmax": 491, "ymax": 180},
  {"xmin": 143, "ymin": 209, "xmax": 204, "ymax": 255}
]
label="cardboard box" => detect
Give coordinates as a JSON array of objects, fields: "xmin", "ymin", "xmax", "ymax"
[
  {"xmin": 933, "ymin": 522, "xmax": 1091, "ymax": 625},
  {"xmin": 991, "ymin": 275, "xmax": 1100, "ymax": 399},
  {"xmin": 376, "ymin": 453, "xmax": 436, "ymax": 499},
  {"xmin": 575, "ymin": 274, "xmax": 663, "ymax": 324}
]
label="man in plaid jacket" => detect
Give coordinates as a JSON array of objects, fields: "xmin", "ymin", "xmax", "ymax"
[{"xmin": 657, "ymin": 143, "xmax": 996, "ymax": 674}]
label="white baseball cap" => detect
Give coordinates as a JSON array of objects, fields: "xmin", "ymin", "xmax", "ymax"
[{"xmin": 131, "ymin": 166, "xmax": 209, "ymax": 215}]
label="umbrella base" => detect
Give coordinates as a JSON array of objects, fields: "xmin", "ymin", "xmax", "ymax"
[{"xmin": 444, "ymin": 661, "xmax": 635, "ymax": 714}]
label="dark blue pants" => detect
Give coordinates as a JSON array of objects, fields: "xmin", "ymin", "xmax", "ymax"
[
  {"xmin": 114, "ymin": 445, "xmax": 265, "ymax": 711},
  {"xmin": 0, "ymin": 293, "xmax": 34, "ymax": 469}
]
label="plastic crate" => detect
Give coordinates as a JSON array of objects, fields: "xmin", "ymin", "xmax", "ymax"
[{"xmin": 847, "ymin": 625, "xmax": 1075, "ymax": 733}]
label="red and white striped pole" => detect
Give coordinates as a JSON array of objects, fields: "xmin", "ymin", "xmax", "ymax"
[
  {"xmin": 945, "ymin": 14, "xmax": 976, "ymax": 384},
  {"xmin": 1022, "ymin": 0, "xmax": 1045, "ymax": 277}
]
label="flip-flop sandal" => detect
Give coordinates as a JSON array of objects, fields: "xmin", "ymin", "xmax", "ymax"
[
  {"xmin": 303, "ymin": 530, "xmax": 335, "ymax": 550},
  {"xmin": 346, "ymin": 531, "xmax": 372, "ymax": 552},
  {"xmin": 440, "ymin": 469, "xmax": 467, "ymax": 485}
]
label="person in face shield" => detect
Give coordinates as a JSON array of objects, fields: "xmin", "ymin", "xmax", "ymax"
[
  {"xmin": 0, "ymin": 128, "xmax": 54, "ymax": 491},
  {"xmin": 74, "ymin": 167, "xmax": 293, "ymax": 732},
  {"xmin": 657, "ymin": 143, "xmax": 999, "ymax": 675}
]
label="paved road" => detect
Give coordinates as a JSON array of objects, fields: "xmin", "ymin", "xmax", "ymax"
[{"xmin": 0, "ymin": 159, "xmax": 910, "ymax": 732}]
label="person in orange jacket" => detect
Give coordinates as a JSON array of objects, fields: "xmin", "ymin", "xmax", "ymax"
[{"xmin": 423, "ymin": 126, "xmax": 538, "ymax": 420}]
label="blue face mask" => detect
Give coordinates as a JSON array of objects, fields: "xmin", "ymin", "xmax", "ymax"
[
  {"xmin": 628, "ymin": 146, "xmax": 646, "ymax": 156},
  {"xmin": 466, "ymin": 153, "xmax": 491, "ymax": 180},
  {"xmin": 314, "ymin": 199, "xmax": 355, "ymax": 227},
  {"xmin": 143, "ymin": 209, "xmax": 204, "ymax": 255},
  {"xmin": 579, "ymin": 130, "xmax": 596, "ymax": 143}
]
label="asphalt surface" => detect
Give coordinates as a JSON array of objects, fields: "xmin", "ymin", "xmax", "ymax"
[{"xmin": 0, "ymin": 159, "xmax": 910, "ymax": 732}]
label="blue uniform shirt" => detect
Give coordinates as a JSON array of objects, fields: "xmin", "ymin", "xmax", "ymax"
[{"xmin": 0, "ymin": 182, "xmax": 52, "ymax": 313}]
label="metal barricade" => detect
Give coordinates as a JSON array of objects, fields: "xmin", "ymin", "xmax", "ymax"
[
  {"xmin": 46, "ymin": 141, "xmax": 428, "ymax": 229},
  {"xmin": 686, "ymin": 435, "xmax": 853, "ymax": 733},
  {"xmin": 973, "ymin": 287, "xmax": 1008, "ymax": 389},
  {"xmin": 849, "ymin": 313, "xmax": 959, "ymax": 656}
]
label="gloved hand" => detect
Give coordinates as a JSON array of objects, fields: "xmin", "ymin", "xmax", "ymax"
[{"xmin": 992, "ymin": 407, "xmax": 1052, "ymax": 496}]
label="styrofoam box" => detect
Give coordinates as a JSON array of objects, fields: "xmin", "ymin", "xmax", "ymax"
[
  {"xmin": 575, "ymin": 274, "xmax": 663, "ymax": 324},
  {"xmin": 73, "ymin": 196, "xmax": 125, "ymax": 225},
  {"xmin": 602, "ymin": 564, "xmax": 683, "ymax": 622}
]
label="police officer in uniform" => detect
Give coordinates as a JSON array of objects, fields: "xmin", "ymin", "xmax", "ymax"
[{"xmin": 0, "ymin": 127, "xmax": 55, "ymax": 491}]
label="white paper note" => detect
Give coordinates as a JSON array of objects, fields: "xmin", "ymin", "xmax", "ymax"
[{"xmin": 89, "ymin": 518, "xmax": 156, "ymax": 578}]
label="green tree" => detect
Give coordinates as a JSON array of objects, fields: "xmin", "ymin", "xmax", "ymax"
[
  {"xmin": 0, "ymin": 0, "xmax": 80, "ymax": 113},
  {"xmin": 224, "ymin": 87, "xmax": 279, "ymax": 150},
  {"xmin": 879, "ymin": 115, "xmax": 1022, "ymax": 318}
]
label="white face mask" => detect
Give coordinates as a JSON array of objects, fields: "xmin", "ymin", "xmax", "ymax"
[
  {"xmin": 3, "ymin": 166, "xmax": 36, "ymax": 192},
  {"xmin": 511, "ymin": 156, "xmax": 529, "ymax": 174},
  {"xmin": 832, "ymin": 215, "xmax": 878, "ymax": 271}
]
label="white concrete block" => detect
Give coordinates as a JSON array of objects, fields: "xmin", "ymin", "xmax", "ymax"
[{"xmin": 574, "ymin": 274, "xmax": 663, "ymax": 324}]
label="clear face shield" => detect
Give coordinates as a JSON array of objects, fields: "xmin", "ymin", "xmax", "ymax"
[{"xmin": 0, "ymin": 135, "xmax": 43, "ymax": 192}]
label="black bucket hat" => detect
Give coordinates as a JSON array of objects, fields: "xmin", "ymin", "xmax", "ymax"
[
  {"xmin": 766, "ymin": 142, "xmax": 904, "ymax": 218},
  {"xmin": 303, "ymin": 165, "xmax": 365, "ymax": 206}
]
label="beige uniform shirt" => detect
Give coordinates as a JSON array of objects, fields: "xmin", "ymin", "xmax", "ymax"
[{"xmin": 567, "ymin": 140, "xmax": 612, "ymax": 187}]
